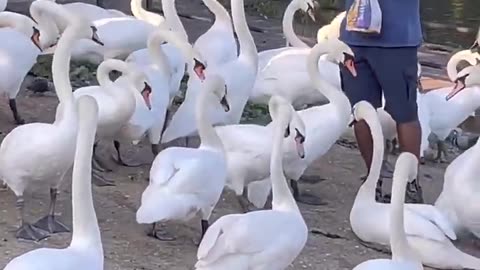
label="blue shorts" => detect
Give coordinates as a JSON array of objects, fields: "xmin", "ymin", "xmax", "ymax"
[{"xmin": 340, "ymin": 46, "xmax": 419, "ymax": 124}]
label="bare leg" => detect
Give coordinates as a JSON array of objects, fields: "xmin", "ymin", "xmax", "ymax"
[
  {"xmin": 112, "ymin": 140, "xmax": 143, "ymax": 167},
  {"xmin": 397, "ymin": 120, "xmax": 423, "ymax": 204},
  {"xmin": 353, "ymin": 120, "xmax": 373, "ymax": 174},
  {"xmin": 9, "ymin": 98, "xmax": 25, "ymax": 125},
  {"xmin": 33, "ymin": 188, "xmax": 69, "ymax": 233},
  {"xmin": 290, "ymin": 179, "xmax": 327, "ymax": 205},
  {"xmin": 147, "ymin": 222, "xmax": 176, "ymax": 241},
  {"xmin": 15, "ymin": 196, "xmax": 49, "ymax": 241},
  {"xmin": 434, "ymin": 140, "xmax": 448, "ymax": 163}
]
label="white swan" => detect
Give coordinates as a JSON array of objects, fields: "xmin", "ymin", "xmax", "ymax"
[
  {"xmin": 130, "ymin": 0, "xmax": 164, "ymax": 27},
  {"xmin": 415, "ymin": 50, "xmax": 480, "ymax": 162},
  {"xmin": 116, "ymin": 29, "xmax": 205, "ymax": 165},
  {"xmin": 161, "ymin": 0, "xmax": 258, "ymax": 144},
  {"xmin": 349, "ymin": 99, "xmax": 480, "ymax": 270},
  {"xmin": 353, "ymin": 150, "xmax": 423, "ymax": 270},
  {"xmin": 249, "ymin": 37, "xmax": 356, "ymax": 108},
  {"xmin": 0, "ymin": 0, "xmax": 103, "ymax": 241},
  {"xmin": 41, "ymin": 0, "xmax": 167, "ymax": 63},
  {"xmin": 42, "ymin": 0, "xmax": 126, "ymax": 22},
  {"xmin": 4, "ymin": 96, "xmax": 104, "ymax": 270},
  {"xmin": 257, "ymin": 0, "xmax": 315, "ymax": 71},
  {"xmin": 195, "ymin": 95, "xmax": 307, "ymax": 270},
  {"xmin": 317, "ymin": 11, "xmax": 344, "ymax": 42},
  {"xmin": 0, "ymin": 11, "xmax": 43, "ymax": 124},
  {"xmin": 136, "ymin": 74, "xmax": 230, "ymax": 242},
  {"xmin": 435, "ymin": 64, "xmax": 480, "ymax": 238},
  {"xmin": 214, "ymin": 96, "xmax": 306, "ymax": 211},
  {"xmin": 248, "ymin": 39, "xmax": 355, "ymax": 206},
  {"xmin": 193, "ymin": 0, "xmax": 237, "ymax": 67}
]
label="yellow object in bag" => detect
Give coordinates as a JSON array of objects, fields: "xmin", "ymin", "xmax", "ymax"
[{"xmin": 346, "ymin": 0, "xmax": 382, "ymax": 34}]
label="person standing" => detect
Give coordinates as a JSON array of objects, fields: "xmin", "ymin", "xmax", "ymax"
[{"xmin": 339, "ymin": 0, "xmax": 423, "ymax": 203}]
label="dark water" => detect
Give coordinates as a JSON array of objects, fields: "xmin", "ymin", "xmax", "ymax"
[{"xmin": 265, "ymin": 0, "xmax": 480, "ymax": 48}]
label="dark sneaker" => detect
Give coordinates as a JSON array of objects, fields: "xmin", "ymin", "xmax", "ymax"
[{"xmin": 405, "ymin": 179, "xmax": 424, "ymax": 204}]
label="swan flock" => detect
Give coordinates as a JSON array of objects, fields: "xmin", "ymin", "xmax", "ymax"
[{"xmin": 0, "ymin": 0, "xmax": 479, "ymax": 270}]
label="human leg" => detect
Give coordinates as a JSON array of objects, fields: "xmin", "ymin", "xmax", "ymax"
[{"xmin": 370, "ymin": 47, "xmax": 423, "ymax": 203}]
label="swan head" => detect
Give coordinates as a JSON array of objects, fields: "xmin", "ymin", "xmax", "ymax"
[
  {"xmin": 204, "ymin": 75, "xmax": 229, "ymax": 112},
  {"xmin": 351, "ymin": 100, "xmax": 377, "ymax": 126},
  {"xmin": 285, "ymin": 111, "xmax": 306, "ymax": 159},
  {"xmin": 269, "ymin": 96, "xmax": 306, "ymax": 159},
  {"xmin": 297, "ymin": 0, "xmax": 316, "ymax": 22},
  {"xmin": 0, "ymin": 12, "xmax": 43, "ymax": 51},
  {"xmin": 446, "ymin": 65, "xmax": 480, "ymax": 101},
  {"xmin": 394, "ymin": 152, "xmax": 418, "ymax": 183},
  {"xmin": 323, "ymin": 39, "xmax": 357, "ymax": 77}
]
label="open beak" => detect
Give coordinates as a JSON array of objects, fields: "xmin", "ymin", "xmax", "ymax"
[
  {"xmin": 294, "ymin": 130, "xmax": 306, "ymax": 159},
  {"xmin": 470, "ymin": 40, "xmax": 479, "ymax": 53},
  {"xmin": 220, "ymin": 95, "xmax": 230, "ymax": 112},
  {"xmin": 194, "ymin": 58, "xmax": 206, "ymax": 81},
  {"xmin": 343, "ymin": 53, "xmax": 357, "ymax": 77},
  {"xmin": 446, "ymin": 79, "xmax": 466, "ymax": 101},
  {"xmin": 31, "ymin": 27, "xmax": 43, "ymax": 52},
  {"xmin": 307, "ymin": 5, "xmax": 316, "ymax": 22},
  {"xmin": 141, "ymin": 83, "xmax": 152, "ymax": 110}
]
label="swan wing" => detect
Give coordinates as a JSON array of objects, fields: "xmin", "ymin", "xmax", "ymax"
[{"xmin": 404, "ymin": 205, "xmax": 455, "ymax": 241}]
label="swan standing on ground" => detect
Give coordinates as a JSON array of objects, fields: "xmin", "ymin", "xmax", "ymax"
[
  {"xmin": 435, "ymin": 64, "xmax": 480, "ymax": 238},
  {"xmin": 4, "ymin": 96, "xmax": 104, "ymax": 270},
  {"xmin": 215, "ymin": 97, "xmax": 306, "ymax": 212},
  {"xmin": 193, "ymin": 0, "xmax": 237, "ymax": 67},
  {"xmin": 349, "ymin": 100, "xmax": 480, "ymax": 270},
  {"xmin": 0, "ymin": 0, "xmax": 104, "ymax": 242},
  {"xmin": 116, "ymin": 29, "xmax": 206, "ymax": 165},
  {"xmin": 195, "ymin": 95, "xmax": 307, "ymax": 270},
  {"xmin": 136, "ymin": 75, "xmax": 230, "ymax": 242},
  {"xmin": 248, "ymin": 40, "xmax": 356, "ymax": 206},
  {"xmin": 67, "ymin": 59, "xmax": 149, "ymax": 185},
  {"xmin": 0, "ymin": 11, "xmax": 44, "ymax": 124},
  {"xmin": 161, "ymin": 0, "xmax": 258, "ymax": 145},
  {"xmin": 353, "ymin": 151, "xmax": 423, "ymax": 270},
  {"xmin": 257, "ymin": 0, "xmax": 315, "ymax": 70}
]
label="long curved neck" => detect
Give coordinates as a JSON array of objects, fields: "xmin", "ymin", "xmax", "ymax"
[
  {"xmin": 390, "ymin": 168, "xmax": 415, "ymax": 261},
  {"xmin": 52, "ymin": 27, "xmax": 76, "ymax": 104},
  {"xmin": 203, "ymin": 0, "xmax": 231, "ymax": 24},
  {"xmin": 358, "ymin": 113, "xmax": 384, "ymax": 199},
  {"xmin": 231, "ymin": 0, "xmax": 257, "ymax": 64},
  {"xmin": 162, "ymin": 0, "xmax": 188, "ymax": 42},
  {"xmin": 308, "ymin": 45, "xmax": 351, "ymax": 113},
  {"xmin": 131, "ymin": 0, "xmax": 165, "ymax": 27},
  {"xmin": 283, "ymin": 1, "xmax": 309, "ymax": 48},
  {"xmin": 148, "ymin": 33, "xmax": 172, "ymax": 77},
  {"xmin": 447, "ymin": 50, "xmax": 479, "ymax": 82},
  {"xmin": 271, "ymin": 107, "xmax": 299, "ymax": 212},
  {"xmin": 196, "ymin": 92, "xmax": 223, "ymax": 150},
  {"xmin": 70, "ymin": 100, "xmax": 102, "ymax": 249}
]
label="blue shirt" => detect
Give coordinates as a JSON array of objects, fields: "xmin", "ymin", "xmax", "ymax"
[{"xmin": 339, "ymin": 0, "xmax": 423, "ymax": 47}]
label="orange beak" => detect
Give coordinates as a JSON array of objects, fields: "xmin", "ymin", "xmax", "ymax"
[
  {"xmin": 345, "ymin": 59, "xmax": 357, "ymax": 77},
  {"xmin": 142, "ymin": 83, "xmax": 152, "ymax": 109},
  {"xmin": 446, "ymin": 80, "xmax": 466, "ymax": 101}
]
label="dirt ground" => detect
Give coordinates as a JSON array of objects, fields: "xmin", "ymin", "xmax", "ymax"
[{"xmin": 1, "ymin": 1, "xmax": 480, "ymax": 269}]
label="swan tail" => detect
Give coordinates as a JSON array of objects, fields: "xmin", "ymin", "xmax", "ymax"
[
  {"xmin": 247, "ymin": 178, "xmax": 272, "ymax": 208},
  {"xmin": 434, "ymin": 192, "xmax": 463, "ymax": 236},
  {"xmin": 136, "ymin": 194, "xmax": 199, "ymax": 224}
]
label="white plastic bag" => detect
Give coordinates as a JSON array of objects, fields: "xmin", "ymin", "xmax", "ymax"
[{"xmin": 346, "ymin": 0, "xmax": 382, "ymax": 34}]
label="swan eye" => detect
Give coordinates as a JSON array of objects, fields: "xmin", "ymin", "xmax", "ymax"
[{"xmin": 284, "ymin": 125, "xmax": 290, "ymax": 138}]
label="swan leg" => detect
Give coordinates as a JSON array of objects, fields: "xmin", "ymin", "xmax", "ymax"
[
  {"xmin": 92, "ymin": 169, "xmax": 115, "ymax": 187},
  {"xmin": 290, "ymin": 179, "xmax": 328, "ymax": 206},
  {"xmin": 147, "ymin": 222, "xmax": 176, "ymax": 241},
  {"xmin": 434, "ymin": 140, "xmax": 448, "ymax": 163},
  {"xmin": 33, "ymin": 188, "xmax": 69, "ymax": 233},
  {"xmin": 111, "ymin": 141, "xmax": 143, "ymax": 167},
  {"xmin": 92, "ymin": 142, "xmax": 112, "ymax": 172},
  {"xmin": 15, "ymin": 196, "xmax": 49, "ymax": 242},
  {"xmin": 9, "ymin": 98, "xmax": 24, "ymax": 125}
]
